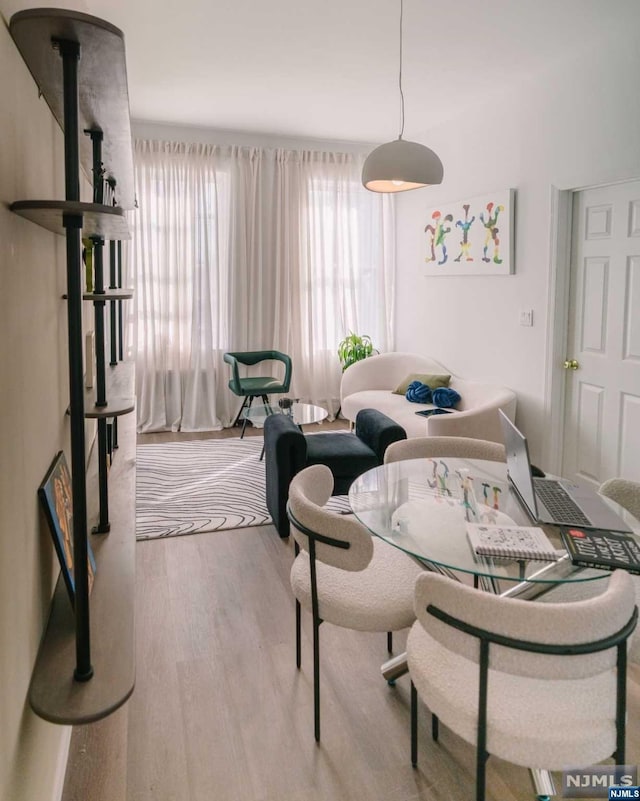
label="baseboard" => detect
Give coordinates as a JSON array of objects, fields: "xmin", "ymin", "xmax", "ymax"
[{"xmin": 53, "ymin": 726, "xmax": 73, "ymax": 801}]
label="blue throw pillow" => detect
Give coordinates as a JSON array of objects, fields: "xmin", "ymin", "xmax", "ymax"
[
  {"xmin": 405, "ymin": 381, "xmax": 432, "ymax": 404},
  {"xmin": 432, "ymin": 387, "xmax": 461, "ymax": 408}
]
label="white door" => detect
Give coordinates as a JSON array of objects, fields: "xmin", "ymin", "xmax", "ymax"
[{"xmin": 562, "ymin": 181, "xmax": 640, "ymax": 488}]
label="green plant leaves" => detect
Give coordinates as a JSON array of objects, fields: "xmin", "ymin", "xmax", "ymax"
[{"xmin": 337, "ymin": 332, "xmax": 374, "ymax": 371}]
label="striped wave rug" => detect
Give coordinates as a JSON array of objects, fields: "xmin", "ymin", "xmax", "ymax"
[{"xmin": 136, "ymin": 436, "xmax": 349, "ymax": 540}]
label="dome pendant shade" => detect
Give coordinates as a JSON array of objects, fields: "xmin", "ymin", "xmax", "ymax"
[{"xmin": 362, "ymin": 138, "xmax": 444, "ymax": 193}]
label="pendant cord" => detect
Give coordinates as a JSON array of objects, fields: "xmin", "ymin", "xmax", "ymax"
[{"xmin": 398, "ymin": 0, "xmax": 405, "ymax": 140}]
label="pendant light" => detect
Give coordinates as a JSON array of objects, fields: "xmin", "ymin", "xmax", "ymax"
[{"xmin": 362, "ymin": 0, "xmax": 443, "ymax": 193}]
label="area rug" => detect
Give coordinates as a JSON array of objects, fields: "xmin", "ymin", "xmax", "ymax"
[{"xmin": 136, "ymin": 437, "xmax": 350, "ymax": 540}]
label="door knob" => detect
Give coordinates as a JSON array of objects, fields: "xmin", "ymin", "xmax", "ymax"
[{"xmin": 563, "ymin": 359, "xmax": 579, "ymax": 370}]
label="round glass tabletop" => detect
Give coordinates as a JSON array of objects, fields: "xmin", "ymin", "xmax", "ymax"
[
  {"xmin": 348, "ymin": 457, "xmax": 615, "ymax": 585},
  {"xmin": 245, "ymin": 401, "xmax": 328, "ymax": 427}
]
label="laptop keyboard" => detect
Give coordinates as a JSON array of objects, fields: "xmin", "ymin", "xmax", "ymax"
[{"xmin": 533, "ymin": 479, "xmax": 591, "ymax": 526}]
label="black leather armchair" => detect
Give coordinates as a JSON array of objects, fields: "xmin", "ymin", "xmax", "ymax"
[{"xmin": 264, "ymin": 408, "xmax": 406, "ymax": 537}]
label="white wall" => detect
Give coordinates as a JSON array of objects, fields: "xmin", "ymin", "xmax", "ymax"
[
  {"xmin": 0, "ymin": 2, "xmax": 88, "ymax": 800},
  {"xmin": 394, "ymin": 29, "xmax": 640, "ymax": 464}
]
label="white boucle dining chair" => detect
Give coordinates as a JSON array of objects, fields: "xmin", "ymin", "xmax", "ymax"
[
  {"xmin": 384, "ymin": 435, "xmax": 506, "ymax": 464},
  {"xmin": 407, "ymin": 570, "xmax": 638, "ymax": 801},
  {"xmin": 600, "ymin": 478, "xmax": 640, "ymax": 523},
  {"xmin": 287, "ymin": 464, "xmax": 423, "ymax": 742}
]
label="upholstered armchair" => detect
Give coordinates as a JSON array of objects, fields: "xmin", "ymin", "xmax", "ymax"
[
  {"xmin": 223, "ymin": 350, "xmax": 292, "ymax": 436},
  {"xmin": 264, "ymin": 408, "xmax": 406, "ymax": 538}
]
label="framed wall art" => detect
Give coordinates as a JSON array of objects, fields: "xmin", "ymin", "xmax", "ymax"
[
  {"xmin": 38, "ymin": 451, "xmax": 96, "ymax": 607},
  {"xmin": 423, "ymin": 188, "xmax": 515, "ymax": 276}
]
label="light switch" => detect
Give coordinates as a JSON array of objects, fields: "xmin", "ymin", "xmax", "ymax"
[{"xmin": 519, "ymin": 309, "xmax": 533, "ymax": 327}]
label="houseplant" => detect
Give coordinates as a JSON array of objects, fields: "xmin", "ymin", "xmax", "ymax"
[{"xmin": 337, "ymin": 332, "xmax": 376, "ymax": 371}]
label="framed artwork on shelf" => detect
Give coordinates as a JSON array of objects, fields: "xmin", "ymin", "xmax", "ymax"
[
  {"xmin": 423, "ymin": 188, "xmax": 515, "ymax": 276},
  {"xmin": 38, "ymin": 451, "xmax": 96, "ymax": 607}
]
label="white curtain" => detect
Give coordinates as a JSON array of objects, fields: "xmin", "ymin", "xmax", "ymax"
[{"xmin": 129, "ymin": 139, "xmax": 395, "ymax": 432}]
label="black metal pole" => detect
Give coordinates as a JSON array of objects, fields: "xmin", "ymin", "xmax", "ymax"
[
  {"xmin": 94, "ymin": 235, "xmax": 110, "ymax": 532},
  {"xmin": 58, "ymin": 37, "xmax": 93, "ymax": 682},
  {"xmin": 117, "ymin": 240, "xmax": 124, "ymax": 362},
  {"xmin": 86, "ymin": 130, "xmax": 110, "ymax": 533},
  {"xmin": 109, "ymin": 240, "xmax": 117, "ymax": 366}
]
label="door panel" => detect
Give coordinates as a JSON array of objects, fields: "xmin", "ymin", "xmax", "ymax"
[
  {"xmin": 575, "ymin": 383, "xmax": 604, "ymax": 482},
  {"xmin": 562, "ymin": 181, "xmax": 640, "ymax": 487},
  {"xmin": 625, "ymin": 256, "xmax": 640, "ymax": 359},
  {"xmin": 581, "ymin": 258, "xmax": 608, "ymax": 353}
]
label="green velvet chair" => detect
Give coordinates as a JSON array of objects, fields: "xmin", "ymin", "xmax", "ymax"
[{"xmin": 224, "ymin": 350, "xmax": 292, "ymax": 437}]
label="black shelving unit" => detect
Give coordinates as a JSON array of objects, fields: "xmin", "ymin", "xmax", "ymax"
[{"xmin": 10, "ymin": 8, "xmax": 136, "ymax": 723}]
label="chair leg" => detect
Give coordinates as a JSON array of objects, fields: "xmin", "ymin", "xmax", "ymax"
[
  {"xmin": 387, "ymin": 631, "xmax": 393, "ymax": 653},
  {"xmin": 240, "ymin": 396, "xmax": 255, "ymax": 438},
  {"xmin": 431, "ymin": 713, "xmax": 439, "ymax": 741},
  {"xmin": 313, "ymin": 612, "xmax": 321, "ymax": 742},
  {"xmin": 295, "ymin": 599, "xmax": 301, "ymax": 669},
  {"xmin": 232, "ymin": 396, "xmax": 249, "ymax": 427},
  {"xmin": 476, "ymin": 747, "xmax": 488, "ymax": 801},
  {"xmin": 614, "ymin": 641, "xmax": 628, "ymax": 764},
  {"xmin": 411, "ymin": 681, "xmax": 418, "ymax": 767},
  {"xmin": 476, "ymin": 639, "xmax": 490, "ymax": 801}
]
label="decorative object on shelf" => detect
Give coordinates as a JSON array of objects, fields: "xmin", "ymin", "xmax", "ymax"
[
  {"xmin": 423, "ymin": 188, "xmax": 515, "ymax": 276},
  {"xmin": 338, "ymin": 332, "xmax": 376, "ymax": 371},
  {"xmin": 82, "ymin": 237, "xmax": 94, "ymax": 292},
  {"xmin": 38, "ymin": 452, "xmax": 96, "ymax": 607},
  {"xmin": 362, "ymin": 0, "xmax": 443, "ymax": 193},
  {"xmin": 85, "ymin": 331, "xmax": 95, "ymax": 389}
]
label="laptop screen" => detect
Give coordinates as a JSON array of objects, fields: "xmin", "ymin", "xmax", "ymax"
[{"xmin": 498, "ymin": 410, "xmax": 539, "ymax": 519}]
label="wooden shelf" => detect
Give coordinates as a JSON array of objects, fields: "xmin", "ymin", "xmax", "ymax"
[
  {"xmin": 13, "ymin": 7, "xmax": 137, "ymax": 726},
  {"xmin": 84, "ymin": 288, "xmax": 134, "ymax": 301},
  {"xmin": 85, "ymin": 362, "xmax": 135, "ymax": 418},
  {"xmin": 29, "ymin": 412, "xmax": 136, "ymax": 724},
  {"xmin": 10, "ymin": 8, "xmax": 135, "ymax": 210},
  {"xmin": 10, "ymin": 200, "xmax": 130, "ymax": 239}
]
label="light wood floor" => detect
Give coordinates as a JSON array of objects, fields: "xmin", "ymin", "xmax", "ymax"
[{"xmin": 61, "ymin": 426, "xmax": 640, "ymax": 801}]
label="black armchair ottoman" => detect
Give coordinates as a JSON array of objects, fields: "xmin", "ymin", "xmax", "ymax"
[{"xmin": 264, "ymin": 408, "xmax": 406, "ymax": 537}]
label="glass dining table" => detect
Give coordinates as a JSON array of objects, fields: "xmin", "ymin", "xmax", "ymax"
[
  {"xmin": 348, "ymin": 456, "xmax": 626, "ymax": 801},
  {"xmin": 348, "ymin": 456, "xmax": 616, "ymax": 590}
]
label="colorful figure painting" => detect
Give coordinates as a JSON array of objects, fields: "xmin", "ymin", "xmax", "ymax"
[
  {"xmin": 425, "ymin": 210, "xmax": 454, "ymax": 265},
  {"xmin": 454, "ymin": 204, "xmax": 475, "ymax": 262},
  {"xmin": 38, "ymin": 451, "xmax": 96, "ymax": 607},
  {"xmin": 423, "ymin": 188, "xmax": 515, "ymax": 276},
  {"xmin": 480, "ymin": 201, "xmax": 504, "ymax": 264}
]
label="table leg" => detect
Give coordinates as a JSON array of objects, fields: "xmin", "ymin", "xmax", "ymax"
[
  {"xmin": 530, "ymin": 768, "xmax": 556, "ymax": 799},
  {"xmin": 381, "ymin": 557, "xmax": 580, "ymax": 680}
]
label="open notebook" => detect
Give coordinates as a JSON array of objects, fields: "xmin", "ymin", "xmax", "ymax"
[{"xmin": 466, "ymin": 523, "xmax": 560, "ymax": 561}]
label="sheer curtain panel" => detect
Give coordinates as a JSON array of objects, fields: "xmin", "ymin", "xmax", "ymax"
[{"xmin": 130, "ymin": 139, "xmax": 395, "ymax": 432}]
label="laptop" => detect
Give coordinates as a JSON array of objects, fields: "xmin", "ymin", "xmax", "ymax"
[{"xmin": 498, "ymin": 410, "xmax": 632, "ymax": 532}]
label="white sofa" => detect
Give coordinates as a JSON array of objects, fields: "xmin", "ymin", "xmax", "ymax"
[{"xmin": 340, "ymin": 352, "xmax": 517, "ymax": 442}]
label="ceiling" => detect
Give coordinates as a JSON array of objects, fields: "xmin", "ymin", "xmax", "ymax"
[{"xmin": 85, "ymin": 0, "xmax": 639, "ymax": 144}]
